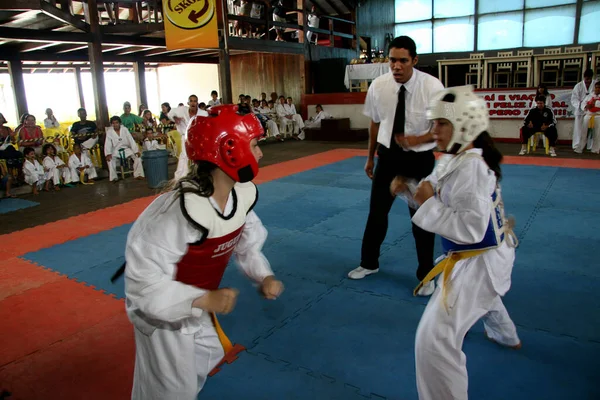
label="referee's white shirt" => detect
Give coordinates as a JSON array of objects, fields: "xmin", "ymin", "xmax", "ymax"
[{"xmin": 363, "ymin": 68, "xmax": 444, "ymax": 152}]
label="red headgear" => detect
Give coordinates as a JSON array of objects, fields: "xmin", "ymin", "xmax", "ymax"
[{"xmin": 185, "ymin": 104, "xmax": 264, "ymax": 183}]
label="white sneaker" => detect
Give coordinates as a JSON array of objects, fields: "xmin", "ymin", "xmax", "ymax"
[
  {"xmin": 347, "ymin": 266, "xmax": 379, "ymax": 280},
  {"xmin": 416, "ymin": 280, "xmax": 435, "ymax": 296},
  {"xmin": 518, "ymin": 149, "xmax": 526, "ymax": 156},
  {"xmin": 549, "ymin": 148, "xmax": 557, "ymax": 157}
]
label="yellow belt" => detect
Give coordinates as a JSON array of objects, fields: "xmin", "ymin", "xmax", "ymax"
[
  {"xmin": 210, "ymin": 312, "xmax": 233, "ymax": 354},
  {"xmin": 79, "ymin": 169, "xmax": 95, "ymax": 185},
  {"xmin": 414, "ymin": 249, "xmax": 488, "ymax": 311},
  {"xmin": 589, "ymin": 115, "xmax": 595, "ymax": 129}
]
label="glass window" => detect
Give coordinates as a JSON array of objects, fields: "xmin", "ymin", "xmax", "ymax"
[
  {"xmin": 394, "ymin": 0, "xmax": 432, "ymax": 23},
  {"xmin": 525, "ymin": 0, "xmax": 575, "ymax": 8},
  {"xmin": 523, "ymin": 5, "xmax": 576, "ymax": 47},
  {"xmin": 434, "ymin": 0, "xmax": 475, "ymax": 18},
  {"xmin": 579, "ymin": 2, "xmax": 600, "ymax": 44},
  {"xmin": 477, "ymin": 12, "xmax": 524, "ymax": 50},
  {"xmin": 394, "ymin": 21, "xmax": 433, "ymax": 54},
  {"xmin": 433, "ymin": 17, "xmax": 474, "ymax": 53},
  {"xmin": 479, "ymin": 0, "xmax": 524, "ymax": 14}
]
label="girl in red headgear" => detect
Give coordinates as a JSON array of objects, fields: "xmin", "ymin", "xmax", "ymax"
[{"xmin": 122, "ymin": 105, "xmax": 284, "ymax": 399}]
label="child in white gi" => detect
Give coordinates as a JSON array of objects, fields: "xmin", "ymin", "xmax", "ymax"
[
  {"xmin": 121, "ymin": 104, "xmax": 284, "ymax": 400},
  {"xmin": 42, "ymin": 143, "xmax": 71, "ymax": 190},
  {"xmin": 22, "ymin": 146, "xmax": 45, "ymax": 195},
  {"xmin": 142, "ymin": 128, "xmax": 159, "ymax": 152},
  {"xmin": 68, "ymin": 143, "xmax": 97, "ymax": 184},
  {"xmin": 391, "ymin": 86, "xmax": 521, "ymax": 400}
]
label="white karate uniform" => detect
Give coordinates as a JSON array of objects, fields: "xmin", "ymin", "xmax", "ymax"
[
  {"xmin": 143, "ymin": 139, "xmax": 159, "ymax": 152},
  {"xmin": 68, "ymin": 153, "xmax": 97, "ymax": 183},
  {"xmin": 411, "ymin": 149, "xmax": 520, "ymax": 400},
  {"xmin": 124, "ymin": 182, "xmax": 273, "ymax": 400},
  {"xmin": 208, "ymin": 99, "xmax": 221, "ymax": 107},
  {"xmin": 174, "ymin": 109, "xmax": 209, "ymax": 180},
  {"xmin": 579, "ymin": 94, "xmax": 600, "ymax": 154},
  {"xmin": 302, "ymin": 110, "xmax": 332, "ymax": 138},
  {"xmin": 256, "ymin": 107, "xmax": 281, "ymax": 138},
  {"xmin": 104, "ymin": 126, "xmax": 144, "ymax": 181},
  {"xmin": 43, "ymin": 155, "xmax": 71, "ymax": 185},
  {"xmin": 23, "ymin": 159, "xmax": 45, "ymax": 187},
  {"xmin": 571, "ymin": 79, "xmax": 596, "ymax": 150}
]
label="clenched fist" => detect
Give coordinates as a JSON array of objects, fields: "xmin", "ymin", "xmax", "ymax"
[
  {"xmin": 193, "ymin": 288, "xmax": 239, "ymax": 314},
  {"xmin": 261, "ymin": 276, "xmax": 284, "ymax": 300}
]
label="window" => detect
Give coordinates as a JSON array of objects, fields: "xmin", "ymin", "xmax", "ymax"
[
  {"xmin": 433, "ymin": 17, "xmax": 474, "ymax": 52},
  {"xmin": 579, "ymin": 1, "xmax": 600, "ymax": 44},
  {"xmin": 524, "ymin": 5, "xmax": 576, "ymax": 47},
  {"xmin": 434, "ymin": 0, "xmax": 474, "ymax": 18},
  {"xmin": 525, "ymin": 0, "xmax": 575, "ymax": 8},
  {"xmin": 478, "ymin": 0, "xmax": 524, "ymax": 14},
  {"xmin": 477, "ymin": 12, "xmax": 523, "ymax": 50},
  {"xmin": 394, "ymin": 0, "xmax": 432, "ymax": 23},
  {"xmin": 394, "ymin": 21, "xmax": 433, "ymax": 54}
]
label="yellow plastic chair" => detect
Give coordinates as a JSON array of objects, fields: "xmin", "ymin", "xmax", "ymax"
[{"xmin": 527, "ymin": 132, "xmax": 549, "ymax": 155}]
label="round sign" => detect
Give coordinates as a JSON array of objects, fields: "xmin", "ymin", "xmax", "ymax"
[{"xmin": 165, "ymin": 0, "xmax": 215, "ymax": 30}]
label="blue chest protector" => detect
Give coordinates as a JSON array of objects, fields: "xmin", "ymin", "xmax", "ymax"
[{"xmin": 441, "ymin": 188, "xmax": 506, "ymax": 254}]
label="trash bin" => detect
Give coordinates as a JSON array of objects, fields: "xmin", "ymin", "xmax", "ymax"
[{"xmin": 142, "ymin": 149, "xmax": 169, "ymax": 189}]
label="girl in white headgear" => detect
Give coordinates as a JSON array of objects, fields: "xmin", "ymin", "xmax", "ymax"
[{"xmin": 390, "ymin": 85, "xmax": 521, "ymax": 400}]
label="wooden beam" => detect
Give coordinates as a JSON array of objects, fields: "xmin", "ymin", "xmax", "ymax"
[
  {"xmin": 133, "ymin": 61, "xmax": 148, "ymax": 108},
  {"xmin": 19, "ymin": 42, "xmax": 60, "ymax": 52},
  {"xmin": 84, "ymin": 0, "xmax": 109, "ymax": 131},
  {"xmin": 74, "ymin": 66, "xmax": 85, "ymax": 108},
  {"xmin": 321, "ymin": 0, "xmax": 344, "ymax": 16},
  {"xmin": 217, "ymin": 0, "xmax": 232, "ymax": 104},
  {"xmin": 0, "ymin": 26, "xmax": 165, "ymax": 46},
  {"xmin": 40, "ymin": 0, "xmax": 89, "ymax": 32},
  {"xmin": 15, "ymin": 51, "xmax": 220, "ymax": 64},
  {"xmin": 7, "ymin": 58, "xmax": 28, "ymax": 121},
  {"xmin": 100, "ymin": 22, "xmax": 163, "ymax": 34},
  {"xmin": 227, "ymin": 36, "xmax": 304, "ymax": 54},
  {"xmin": 2, "ymin": 0, "xmax": 39, "ymax": 10}
]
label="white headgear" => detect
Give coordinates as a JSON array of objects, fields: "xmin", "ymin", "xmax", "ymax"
[{"xmin": 426, "ymin": 85, "xmax": 489, "ymax": 153}]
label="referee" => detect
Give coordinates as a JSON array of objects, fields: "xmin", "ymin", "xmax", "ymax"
[{"xmin": 347, "ymin": 36, "xmax": 444, "ymax": 296}]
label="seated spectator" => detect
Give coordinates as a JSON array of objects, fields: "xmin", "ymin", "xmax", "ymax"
[
  {"xmin": 120, "ymin": 101, "xmax": 144, "ymax": 140},
  {"xmin": 304, "ymin": 104, "xmax": 332, "ymax": 129},
  {"xmin": 208, "ymin": 90, "xmax": 221, "ymax": 107},
  {"xmin": 281, "ymin": 96, "xmax": 305, "ymax": 139},
  {"xmin": 44, "ymin": 108, "xmax": 61, "ymax": 129},
  {"xmin": 70, "ymin": 108, "xmax": 98, "ymax": 151},
  {"xmin": 42, "ymin": 143, "xmax": 72, "ymax": 190},
  {"xmin": 0, "ymin": 112, "xmax": 24, "ymax": 172},
  {"xmin": 529, "ymin": 84, "xmax": 553, "ymax": 109},
  {"xmin": 141, "ymin": 109, "xmax": 157, "ymax": 130},
  {"xmin": 577, "ymin": 81, "xmax": 600, "ymax": 154},
  {"xmin": 520, "ymin": 95, "xmax": 558, "ymax": 157},
  {"xmin": 22, "ymin": 146, "xmax": 46, "ymax": 195},
  {"xmin": 16, "ymin": 114, "xmax": 44, "ymax": 156},
  {"xmin": 0, "ymin": 159, "xmax": 15, "ymax": 198},
  {"xmin": 105, "ymin": 115, "xmax": 145, "ymax": 182},
  {"xmin": 68, "ymin": 143, "xmax": 97, "ymax": 184},
  {"xmin": 142, "ymin": 128, "xmax": 160, "ymax": 151}
]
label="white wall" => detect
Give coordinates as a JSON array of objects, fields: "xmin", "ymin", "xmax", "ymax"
[
  {"xmin": 306, "ymin": 103, "xmax": 575, "ymax": 141},
  {"xmin": 156, "ymin": 64, "xmax": 220, "ymax": 108}
]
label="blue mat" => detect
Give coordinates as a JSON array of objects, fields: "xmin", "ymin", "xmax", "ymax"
[
  {"xmin": 0, "ymin": 198, "xmax": 39, "ymax": 214},
  {"xmin": 19, "ymin": 156, "xmax": 600, "ymax": 400}
]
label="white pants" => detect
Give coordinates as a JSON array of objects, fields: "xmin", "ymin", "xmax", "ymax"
[
  {"xmin": 131, "ymin": 313, "xmax": 225, "ymax": 400},
  {"xmin": 108, "ymin": 148, "xmax": 144, "ymax": 181},
  {"xmin": 279, "ymin": 115, "xmax": 304, "ymax": 135},
  {"xmin": 573, "ymin": 114, "xmax": 593, "ymax": 150},
  {"xmin": 265, "ymin": 119, "xmax": 280, "ymax": 138},
  {"xmin": 577, "ymin": 115, "xmax": 600, "ymax": 153},
  {"xmin": 81, "ymin": 136, "xmax": 98, "ymax": 151},
  {"xmin": 46, "ymin": 165, "xmax": 71, "ymax": 186},
  {"xmin": 415, "ymin": 262, "xmax": 520, "ymax": 400},
  {"xmin": 69, "ymin": 166, "xmax": 98, "ymax": 182}
]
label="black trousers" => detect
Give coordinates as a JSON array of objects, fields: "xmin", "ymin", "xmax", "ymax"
[
  {"xmin": 360, "ymin": 144, "xmax": 436, "ymax": 281},
  {"xmin": 522, "ymin": 126, "xmax": 558, "ymax": 146}
]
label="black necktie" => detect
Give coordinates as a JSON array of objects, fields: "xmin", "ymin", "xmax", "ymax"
[{"xmin": 391, "ymin": 85, "xmax": 406, "ymax": 147}]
